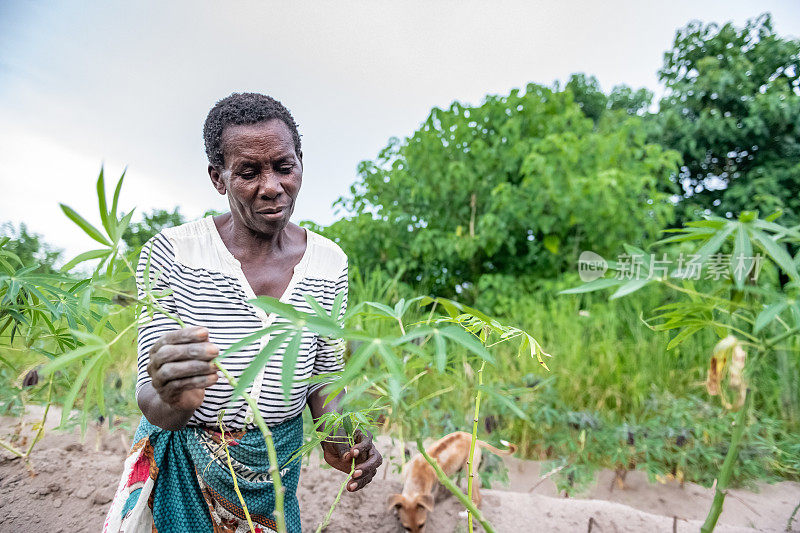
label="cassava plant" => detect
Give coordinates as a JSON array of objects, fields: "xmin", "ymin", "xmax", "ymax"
[
  {"xmin": 1, "ymin": 167, "xmax": 551, "ymax": 533},
  {"xmin": 244, "ymin": 294, "xmax": 550, "ymax": 533},
  {"xmin": 562, "ymin": 209, "xmax": 800, "ymax": 531}
]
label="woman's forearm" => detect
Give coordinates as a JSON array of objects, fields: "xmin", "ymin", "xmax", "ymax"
[
  {"xmin": 308, "ymin": 387, "xmax": 347, "ymax": 445},
  {"xmin": 307, "ymin": 387, "xmax": 344, "ymax": 423},
  {"xmin": 137, "ymin": 383, "xmax": 196, "ymax": 431}
]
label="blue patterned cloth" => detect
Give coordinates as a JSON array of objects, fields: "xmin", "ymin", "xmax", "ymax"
[{"xmin": 105, "ymin": 415, "xmax": 303, "ymax": 533}]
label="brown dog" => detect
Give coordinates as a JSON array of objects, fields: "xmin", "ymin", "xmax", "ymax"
[{"xmin": 387, "ymin": 432, "xmax": 516, "ymax": 532}]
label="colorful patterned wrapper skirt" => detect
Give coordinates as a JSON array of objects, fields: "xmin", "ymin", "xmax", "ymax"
[{"xmin": 103, "ymin": 415, "xmax": 303, "ymax": 533}]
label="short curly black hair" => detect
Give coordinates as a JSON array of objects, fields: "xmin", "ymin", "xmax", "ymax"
[{"xmin": 203, "ymin": 92, "xmax": 301, "ymax": 168}]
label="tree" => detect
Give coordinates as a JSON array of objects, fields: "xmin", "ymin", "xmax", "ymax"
[
  {"xmin": 655, "ymin": 13, "xmax": 800, "ymax": 225},
  {"xmin": 121, "ymin": 208, "xmax": 185, "ymax": 249},
  {"xmin": 319, "ymin": 83, "xmax": 678, "ymax": 297},
  {"xmin": 0, "ymin": 222, "xmax": 62, "ymax": 274},
  {"xmin": 565, "ymin": 74, "xmax": 653, "ymax": 122}
]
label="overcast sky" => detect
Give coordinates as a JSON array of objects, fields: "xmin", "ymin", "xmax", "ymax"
[{"xmin": 1, "ymin": 1, "xmax": 798, "ymax": 258}]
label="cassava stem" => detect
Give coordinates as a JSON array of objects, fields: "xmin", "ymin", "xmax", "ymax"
[
  {"xmin": 219, "ymin": 418, "xmax": 256, "ymax": 533},
  {"xmin": 214, "ymin": 365, "xmax": 287, "ymax": 533},
  {"xmin": 152, "ymin": 303, "xmax": 288, "ymax": 533},
  {"xmin": 415, "ymin": 438, "xmax": 495, "ymax": 533},
  {"xmin": 467, "ymin": 360, "xmax": 486, "ymax": 533},
  {"xmin": 700, "ymin": 390, "xmax": 751, "ymax": 533},
  {"xmin": 25, "ymin": 377, "xmax": 53, "ymax": 459},
  {"xmin": 315, "ymin": 458, "xmax": 355, "ymax": 533}
]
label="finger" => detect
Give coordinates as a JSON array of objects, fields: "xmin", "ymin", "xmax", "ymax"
[
  {"xmin": 152, "ymin": 342, "xmax": 219, "ymax": 368},
  {"xmin": 348, "ymin": 429, "xmax": 374, "ymax": 463},
  {"xmin": 352, "ymin": 447, "xmax": 382, "ymax": 478},
  {"xmin": 152, "ymin": 360, "xmax": 218, "ymax": 389},
  {"xmin": 150, "ymin": 327, "xmax": 209, "ymax": 356},
  {"xmin": 348, "ymin": 470, "xmax": 376, "ymax": 492},
  {"xmin": 159, "ymin": 373, "xmax": 218, "ymax": 402},
  {"xmin": 332, "ymin": 439, "xmax": 351, "ymax": 460}
]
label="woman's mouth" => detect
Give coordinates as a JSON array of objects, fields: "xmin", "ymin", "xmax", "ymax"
[{"xmin": 256, "ymin": 207, "xmax": 285, "ymax": 220}]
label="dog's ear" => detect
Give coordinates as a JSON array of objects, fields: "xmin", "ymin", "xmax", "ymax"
[
  {"xmin": 387, "ymin": 494, "xmax": 404, "ymax": 513},
  {"xmin": 416, "ymin": 494, "xmax": 434, "ymax": 512}
]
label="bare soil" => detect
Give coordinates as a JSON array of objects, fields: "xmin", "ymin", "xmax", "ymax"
[{"xmin": 0, "ymin": 409, "xmax": 798, "ymax": 532}]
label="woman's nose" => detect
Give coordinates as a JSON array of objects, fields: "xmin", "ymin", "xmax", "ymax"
[{"xmin": 258, "ymin": 172, "xmax": 282, "ymax": 199}]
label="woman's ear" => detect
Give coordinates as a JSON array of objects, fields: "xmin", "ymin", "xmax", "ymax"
[{"xmin": 208, "ymin": 164, "xmax": 226, "ymax": 195}]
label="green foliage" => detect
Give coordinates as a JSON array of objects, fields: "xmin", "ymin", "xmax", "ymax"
[
  {"xmin": 0, "ymin": 223, "xmax": 62, "ymax": 274},
  {"xmin": 319, "ymin": 82, "xmax": 678, "ymax": 297},
  {"xmin": 561, "ymin": 201, "xmax": 799, "ymax": 524},
  {"xmin": 655, "ymin": 13, "xmax": 800, "ymax": 226},
  {"xmin": 121, "ymin": 207, "xmax": 185, "ymax": 249},
  {"xmin": 530, "ymin": 389, "xmax": 798, "ymax": 494},
  {"xmin": 565, "ymin": 73, "xmax": 653, "ymax": 121}
]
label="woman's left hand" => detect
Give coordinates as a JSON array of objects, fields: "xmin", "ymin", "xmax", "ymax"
[{"xmin": 321, "ymin": 428, "xmax": 383, "ymax": 492}]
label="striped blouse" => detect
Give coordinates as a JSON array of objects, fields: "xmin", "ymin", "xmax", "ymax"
[{"xmin": 135, "ymin": 216, "xmax": 347, "ymax": 429}]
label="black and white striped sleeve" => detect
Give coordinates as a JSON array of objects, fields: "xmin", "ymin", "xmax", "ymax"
[
  {"xmin": 135, "ymin": 233, "xmax": 181, "ymax": 399},
  {"xmin": 307, "ymin": 260, "xmax": 348, "ymax": 396}
]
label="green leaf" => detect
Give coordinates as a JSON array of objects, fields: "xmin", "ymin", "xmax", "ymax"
[
  {"xmin": 693, "ymin": 224, "xmax": 735, "ymax": 267},
  {"xmin": 685, "ymin": 219, "xmax": 727, "ymax": 229},
  {"xmin": 751, "ymin": 228, "xmax": 799, "ymax": 281},
  {"xmin": 59, "ymin": 204, "xmax": 111, "ymax": 246},
  {"xmin": 376, "ymin": 341, "xmax": 402, "ymax": 378},
  {"xmin": 280, "ymin": 331, "xmax": 303, "ymax": 401},
  {"xmin": 752, "ymin": 219, "xmax": 800, "ymax": 241},
  {"xmin": 543, "ymin": 234, "xmax": 560, "ymax": 254},
  {"xmin": 731, "ymin": 224, "xmax": 753, "ymax": 289},
  {"xmin": 363, "ymin": 302, "xmax": 397, "ymax": 319},
  {"xmin": 250, "ymin": 297, "xmax": 305, "ymax": 321},
  {"xmin": 60, "ymin": 350, "xmax": 106, "ymax": 426},
  {"xmin": 110, "ymin": 169, "xmax": 126, "ymax": 222},
  {"xmin": 559, "ymin": 278, "xmax": 623, "ymax": 294},
  {"xmin": 439, "ymin": 325, "xmax": 494, "ymax": 364},
  {"xmin": 479, "ymin": 386, "xmax": 530, "ymax": 421},
  {"xmin": 330, "ymin": 290, "xmax": 346, "ymax": 320},
  {"xmin": 336, "ymin": 341, "xmax": 378, "ymax": 389},
  {"xmin": 666, "ymin": 326, "xmax": 701, "ymax": 350},
  {"xmin": 609, "ymin": 278, "xmax": 651, "ymax": 299},
  {"xmin": 41, "ymin": 344, "xmax": 100, "ymax": 375},
  {"xmin": 231, "ymin": 330, "xmax": 293, "ymax": 396},
  {"xmin": 433, "ymin": 330, "xmax": 447, "ymax": 372},
  {"xmin": 754, "ymin": 301, "xmax": 789, "ymax": 333},
  {"xmin": 61, "ymin": 249, "xmax": 110, "ymax": 272},
  {"xmin": 303, "ymin": 294, "xmax": 329, "ymax": 318},
  {"xmin": 96, "ymin": 167, "xmax": 113, "ymax": 236},
  {"xmin": 219, "ymin": 323, "xmax": 287, "ymax": 361},
  {"xmin": 115, "ymin": 209, "xmax": 136, "ymax": 242}
]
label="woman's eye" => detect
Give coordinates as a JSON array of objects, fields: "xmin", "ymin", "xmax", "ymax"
[{"xmin": 278, "ymin": 165, "xmax": 294, "ymax": 174}]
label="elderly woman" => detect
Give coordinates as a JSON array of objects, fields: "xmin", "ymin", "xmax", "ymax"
[{"xmin": 104, "ymin": 93, "xmax": 382, "ymax": 533}]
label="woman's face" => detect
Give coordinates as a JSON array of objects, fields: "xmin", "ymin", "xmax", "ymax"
[{"xmin": 209, "ymin": 119, "xmax": 302, "ymax": 236}]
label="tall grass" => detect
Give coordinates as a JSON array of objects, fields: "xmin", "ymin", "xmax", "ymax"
[{"xmin": 348, "ymin": 267, "xmax": 800, "ymax": 489}]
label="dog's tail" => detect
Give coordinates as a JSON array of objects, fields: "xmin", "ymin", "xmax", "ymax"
[{"xmin": 478, "ymin": 439, "xmax": 517, "ymax": 456}]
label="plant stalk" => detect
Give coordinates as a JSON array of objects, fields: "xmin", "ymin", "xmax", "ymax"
[
  {"xmin": 415, "ymin": 438, "xmax": 495, "ymax": 533},
  {"xmin": 467, "ymin": 361, "xmax": 486, "ymax": 533},
  {"xmin": 0, "ymin": 437, "xmax": 24, "ymax": 458},
  {"xmin": 24, "ymin": 377, "xmax": 53, "ymax": 459},
  {"xmin": 158, "ymin": 307, "xmax": 287, "ymax": 533},
  {"xmin": 700, "ymin": 389, "xmax": 751, "ymax": 533},
  {"xmin": 219, "ymin": 420, "xmax": 256, "ymax": 533},
  {"xmin": 216, "ymin": 365, "xmax": 287, "ymax": 533},
  {"xmin": 315, "ymin": 458, "xmax": 355, "ymax": 533}
]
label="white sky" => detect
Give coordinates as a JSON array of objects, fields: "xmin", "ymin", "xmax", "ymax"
[{"xmin": 1, "ymin": 1, "xmax": 798, "ymax": 259}]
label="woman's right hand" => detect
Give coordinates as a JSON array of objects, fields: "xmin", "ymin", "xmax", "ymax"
[{"xmin": 147, "ymin": 326, "xmax": 219, "ymax": 412}]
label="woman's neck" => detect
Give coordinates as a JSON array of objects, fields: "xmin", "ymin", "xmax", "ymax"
[{"xmin": 214, "ymin": 213, "xmax": 299, "ymax": 262}]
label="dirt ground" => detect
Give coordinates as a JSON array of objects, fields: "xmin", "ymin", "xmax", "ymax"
[{"xmin": 0, "ymin": 409, "xmax": 798, "ymax": 532}]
